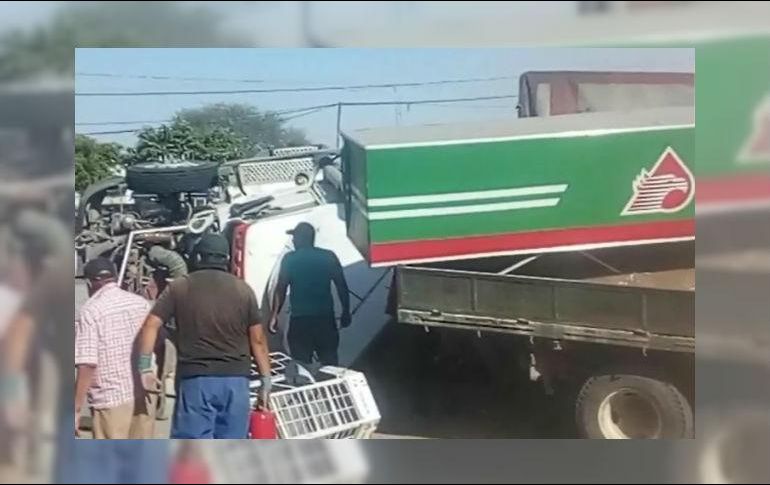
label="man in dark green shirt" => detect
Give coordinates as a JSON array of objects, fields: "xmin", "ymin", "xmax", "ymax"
[{"xmin": 269, "ymin": 222, "xmax": 350, "ymax": 366}]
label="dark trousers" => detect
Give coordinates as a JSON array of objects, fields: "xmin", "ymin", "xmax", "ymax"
[{"xmin": 288, "ymin": 315, "xmax": 339, "ymax": 366}]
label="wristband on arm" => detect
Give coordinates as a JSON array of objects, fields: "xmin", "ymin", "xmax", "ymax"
[
  {"xmin": 138, "ymin": 353, "xmax": 153, "ymax": 373},
  {"xmin": 259, "ymin": 375, "xmax": 272, "ymax": 395}
]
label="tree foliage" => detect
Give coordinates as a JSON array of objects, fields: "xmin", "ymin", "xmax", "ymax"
[
  {"xmin": 75, "ymin": 135, "xmax": 121, "ymax": 191},
  {"xmin": 78, "ymin": 102, "xmax": 312, "ymax": 172},
  {"xmin": 126, "ymin": 120, "xmax": 247, "ymax": 164},
  {"xmin": 175, "ymin": 103, "xmax": 310, "ymax": 156},
  {"xmin": 122, "ymin": 104, "xmax": 311, "ymax": 164}
]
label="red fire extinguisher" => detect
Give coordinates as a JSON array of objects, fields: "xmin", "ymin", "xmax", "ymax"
[{"xmin": 249, "ymin": 409, "xmax": 277, "ymax": 439}]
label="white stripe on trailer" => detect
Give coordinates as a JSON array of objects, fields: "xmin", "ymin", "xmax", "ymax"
[
  {"xmin": 368, "ymin": 197, "xmax": 561, "ymax": 220},
  {"xmin": 368, "ymin": 184, "xmax": 568, "ymax": 207}
]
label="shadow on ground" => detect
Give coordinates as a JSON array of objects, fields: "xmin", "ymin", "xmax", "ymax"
[{"xmin": 353, "ymin": 320, "xmax": 575, "ymax": 439}]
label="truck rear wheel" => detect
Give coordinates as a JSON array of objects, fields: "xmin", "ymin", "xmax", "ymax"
[{"xmin": 576, "ymin": 374, "xmax": 693, "ymax": 439}]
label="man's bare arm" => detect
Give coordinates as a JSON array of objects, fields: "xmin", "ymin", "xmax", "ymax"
[
  {"xmin": 269, "ymin": 275, "xmax": 288, "ymax": 333},
  {"xmin": 74, "ymin": 365, "xmax": 95, "ymax": 416},
  {"xmin": 331, "ymin": 256, "xmax": 351, "ymax": 327},
  {"xmin": 138, "ymin": 314, "xmax": 164, "ymax": 360},
  {"xmin": 249, "ymin": 324, "xmax": 271, "ymax": 378},
  {"xmin": 331, "ymin": 260, "xmax": 350, "ymax": 315},
  {"xmin": 249, "ymin": 323, "xmax": 272, "ymax": 409},
  {"xmin": 271, "ymin": 276, "xmax": 288, "ymax": 319},
  {"xmin": 136, "ymin": 314, "xmax": 164, "ymax": 393}
]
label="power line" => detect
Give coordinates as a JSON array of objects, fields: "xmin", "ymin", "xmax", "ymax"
[
  {"xmin": 280, "ymin": 107, "xmax": 329, "ymax": 121},
  {"xmin": 79, "ymin": 107, "xmax": 336, "ymax": 135},
  {"xmin": 429, "ymin": 103, "xmax": 516, "ymax": 109},
  {"xmin": 276, "ymin": 103, "xmax": 339, "ymax": 114},
  {"xmin": 80, "ymin": 128, "xmax": 140, "ymax": 135},
  {"xmin": 75, "ymin": 119, "xmax": 170, "ymax": 126},
  {"xmin": 339, "ymin": 95, "xmax": 516, "ymax": 107},
  {"xmin": 79, "ymin": 114, "xmax": 323, "ymax": 134},
  {"xmin": 75, "ymin": 76, "xmax": 516, "ymax": 97},
  {"xmin": 78, "ymin": 95, "xmax": 518, "ymax": 136},
  {"xmin": 76, "ymin": 103, "xmax": 339, "ymax": 127},
  {"xmin": 76, "ymin": 97, "xmax": 517, "ymax": 127},
  {"xmin": 77, "ymin": 107, "xmax": 334, "ymax": 135},
  {"xmin": 76, "ymin": 72, "xmax": 267, "ymax": 84}
]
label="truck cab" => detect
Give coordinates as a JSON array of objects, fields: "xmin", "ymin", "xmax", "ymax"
[{"xmin": 228, "ymin": 160, "xmax": 392, "ymax": 368}]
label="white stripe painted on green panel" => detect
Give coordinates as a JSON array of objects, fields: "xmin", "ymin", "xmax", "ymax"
[
  {"xmin": 368, "ymin": 184, "xmax": 568, "ymax": 207},
  {"xmin": 368, "ymin": 197, "xmax": 561, "ymax": 220}
]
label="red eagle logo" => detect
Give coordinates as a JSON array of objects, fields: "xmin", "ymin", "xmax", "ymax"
[{"xmin": 622, "ymin": 147, "xmax": 694, "ymax": 216}]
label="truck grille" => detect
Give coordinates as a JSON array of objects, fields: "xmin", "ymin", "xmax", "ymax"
[{"xmin": 237, "ymin": 157, "xmax": 314, "ymax": 186}]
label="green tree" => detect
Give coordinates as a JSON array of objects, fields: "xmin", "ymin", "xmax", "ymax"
[
  {"xmin": 200, "ymin": 128, "xmax": 249, "ymax": 163},
  {"xmin": 75, "ymin": 135, "xmax": 121, "ymax": 191},
  {"xmin": 128, "ymin": 120, "xmax": 247, "ymax": 164},
  {"xmin": 133, "ymin": 125, "xmax": 178, "ymax": 163},
  {"xmin": 174, "ymin": 103, "xmax": 310, "ymax": 156}
]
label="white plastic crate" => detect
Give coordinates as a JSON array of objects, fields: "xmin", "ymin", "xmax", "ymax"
[{"xmin": 250, "ymin": 353, "xmax": 381, "ymax": 439}]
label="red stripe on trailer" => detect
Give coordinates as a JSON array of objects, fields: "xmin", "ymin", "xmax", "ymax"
[{"xmin": 370, "ymin": 219, "xmax": 694, "ymax": 264}]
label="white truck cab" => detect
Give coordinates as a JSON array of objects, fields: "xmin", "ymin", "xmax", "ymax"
[{"xmin": 229, "ymin": 167, "xmax": 391, "ymax": 368}]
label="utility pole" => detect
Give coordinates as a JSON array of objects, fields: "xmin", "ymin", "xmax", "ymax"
[{"xmin": 393, "ymin": 86, "xmax": 402, "ymax": 125}]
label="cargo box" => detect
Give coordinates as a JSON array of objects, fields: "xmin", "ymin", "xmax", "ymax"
[{"xmin": 341, "ymin": 107, "xmax": 694, "ymax": 267}]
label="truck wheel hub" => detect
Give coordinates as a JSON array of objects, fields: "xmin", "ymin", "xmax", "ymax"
[{"xmin": 598, "ymin": 389, "xmax": 662, "ymax": 439}]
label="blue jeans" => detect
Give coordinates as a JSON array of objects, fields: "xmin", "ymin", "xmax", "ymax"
[{"xmin": 171, "ymin": 376, "xmax": 250, "ymax": 439}]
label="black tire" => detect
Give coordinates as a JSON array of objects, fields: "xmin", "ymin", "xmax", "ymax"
[
  {"xmin": 576, "ymin": 374, "xmax": 693, "ymax": 439},
  {"xmin": 126, "ymin": 161, "xmax": 218, "ymax": 194}
]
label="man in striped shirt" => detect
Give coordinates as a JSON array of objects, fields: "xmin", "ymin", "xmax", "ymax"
[{"xmin": 75, "ymin": 258, "xmax": 152, "ymax": 439}]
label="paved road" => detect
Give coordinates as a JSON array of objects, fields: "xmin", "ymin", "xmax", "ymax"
[
  {"xmin": 76, "ymin": 280, "xmax": 570, "ymax": 439},
  {"xmin": 353, "ymin": 320, "xmax": 572, "ymax": 439}
]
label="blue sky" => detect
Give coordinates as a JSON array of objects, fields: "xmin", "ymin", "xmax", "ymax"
[{"xmin": 75, "ymin": 48, "xmax": 694, "ymax": 147}]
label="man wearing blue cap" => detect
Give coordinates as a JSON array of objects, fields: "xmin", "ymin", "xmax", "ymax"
[{"xmin": 269, "ymin": 222, "xmax": 350, "ymax": 366}]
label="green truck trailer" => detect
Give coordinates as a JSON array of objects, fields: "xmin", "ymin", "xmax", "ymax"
[
  {"xmin": 340, "ymin": 71, "xmax": 695, "ymax": 439},
  {"xmin": 343, "ymin": 106, "xmax": 693, "ymax": 266}
]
